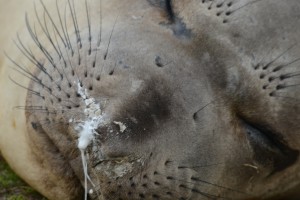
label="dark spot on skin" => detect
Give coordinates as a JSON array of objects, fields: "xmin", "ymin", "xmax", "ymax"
[
  {"xmin": 31, "ymin": 122, "xmax": 38, "ymax": 130},
  {"xmin": 164, "ymin": 160, "xmax": 172, "ymax": 166},
  {"xmin": 269, "ymin": 77, "xmax": 276, "ymax": 82},
  {"xmin": 154, "ymin": 181, "xmax": 160, "ymax": 185},
  {"xmin": 155, "ymin": 56, "xmax": 164, "ymax": 67},
  {"xmin": 110, "ymin": 191, "xmax": 116, "ymax": 195},
  {"xmin": 12, "ymin": 119, "xmax": 16, "ymax": 129},
  {"xmin": 217, "ymin": 3, "xmax": 224, "ymax": 8},
  {"xmin": 166, "ymin": 192, "xmax": 172, "ymax": 196},
  {"xmin": 193, "ymin": 112, "xmax": 198, "ymax": 120},
  {"xmin": 276, "ymin": 84, "xmax": 285, "ymax": 90},
  {"xmin": 260, "ymin": 74, "xmax": 265, "ymax": 79},
  {"xmin": 225, "ymin": 11, "xmax": 232, "ymax": 16}
]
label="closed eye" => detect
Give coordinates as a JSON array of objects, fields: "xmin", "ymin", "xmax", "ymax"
[
  {"xmin": 148, "ymin": 0, "xmax": 192, "ymax": 38},
  {"xmin": 241, "ymin": 118, "xmax": 298, "ymax": 174},
  {"xmin": 148, "ymin": 0, "xmax": 175, "ymax": 22},
  {"xmin": 165, "ymin": 0, "xmax": 175, "ymax": 22}
]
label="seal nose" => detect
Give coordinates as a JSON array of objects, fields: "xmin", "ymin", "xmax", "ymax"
[{"xmin": 77, "ymin": 74, "xmax": 172, "ymax": 165}]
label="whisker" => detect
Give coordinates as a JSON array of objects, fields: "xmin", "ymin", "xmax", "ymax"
[
  {"xmin": 9, "ymin": 76, "xmax": 45, "ymax": 99},
  {"xmin": 271, "ymin": 93, "xmax": 300, "ymax": 102},
  {"xmin": 39, "ymin": 0, "xmax": 67, "ymax": 48},
  {"xmin": 4, "ymin": 52, "xmax": 40, "ymax": 83},
  {"xmin": 155, "ymin": 172, "xmax": 247, "ymax": 195},
  {"xmin": 64, "ymin": 3, "xmax": 74, "ymax": 56},
  {"xmin": 178, "ymin": 163, "xmax": 224, "ymax": 169},
  {"xmin": 68, "ymin": 0, "xmax": 81, "ymax": 47},
  {"xmin": 34, "ymin": 3, "xmax": 61, "ymax": 60},
  {"xmin": 104, "ymin": 15, "xmax": 119, "ymax": 60},
  {"xmin": 56, "ymin": 0, "xmax": 72, "ymax": 49},
  {"xmin": 276, "ymin": 83, "xmax": 300, "ymax": 91},
  {"xmin": 179, "ymin": 184, "xmax": 230, "ymax": 200},
  {"xmin": 230, "ymin": 0, "xmax": 265, "ymax": 15},
  {"xmin": 97, "ymin": 0, "xmax": 103, "ymax": 47},
  {"xmin": 14, "ymin": 34, "xmax": 53, "ymax": 81},
  {"xmin": 272, "ymin": 57, "xmax": 300, "ymax": 72},
  {"xmin": 280, "ymin": 71, "xmax": 300, "ymax": 80},
  {"xmin": 85, "ymin": 0, "xmax": 92, "ymax": 56},
  {"xmin": 193, "ymin": 101, "xmax": 214, "ymax": 120},
  {"xmin": 263, "ymin": 44, "xmax": 297, "ymax": 70},
  {"xmin": 14, "ymin": 106, "xmax": 57, "ymax": 115},
  {"xmin": 190, "ymin": 176, "xmax": 247, "ymax": 195}
]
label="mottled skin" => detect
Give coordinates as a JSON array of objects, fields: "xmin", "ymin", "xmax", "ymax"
[{"xmin": 0, "ymin": 0, "xmax": 300, "ymax": 199}]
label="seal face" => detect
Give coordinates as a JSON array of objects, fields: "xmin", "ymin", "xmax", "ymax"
[{"xmin": 2, "ymin": 0, "xmax": 300, "ymax": 199}]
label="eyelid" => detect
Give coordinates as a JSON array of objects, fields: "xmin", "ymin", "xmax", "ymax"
[
  {"xmin": 148, "ymin": 0, "xmax": 175, "ymax": 22},
  {"xmin": 165, "ymin": 0, "xmax": 175, "ymax": 22},
  {"xmin": 240, "ymin": 118, "xmax": 298, "ymax": 173}
]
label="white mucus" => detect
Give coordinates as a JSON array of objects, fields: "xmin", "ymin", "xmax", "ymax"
[{"xmin": 73, "ymin": 82, "xmax": 105, "ymax": 200}]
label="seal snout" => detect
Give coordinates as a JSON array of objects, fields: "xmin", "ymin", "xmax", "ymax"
[{"xmin": 91, "ymin": 76, "xmax": 172, "ymax": 156}]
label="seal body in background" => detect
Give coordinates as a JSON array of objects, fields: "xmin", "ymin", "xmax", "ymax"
[{"xmin": 0, "ymin": 0, "xmax": 300, "ymax": 199}]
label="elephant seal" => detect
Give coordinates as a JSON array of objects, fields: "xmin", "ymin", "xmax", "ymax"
[{"xmin": 1, "ymin": 0, "xmax": 300, "ymax": 199}]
